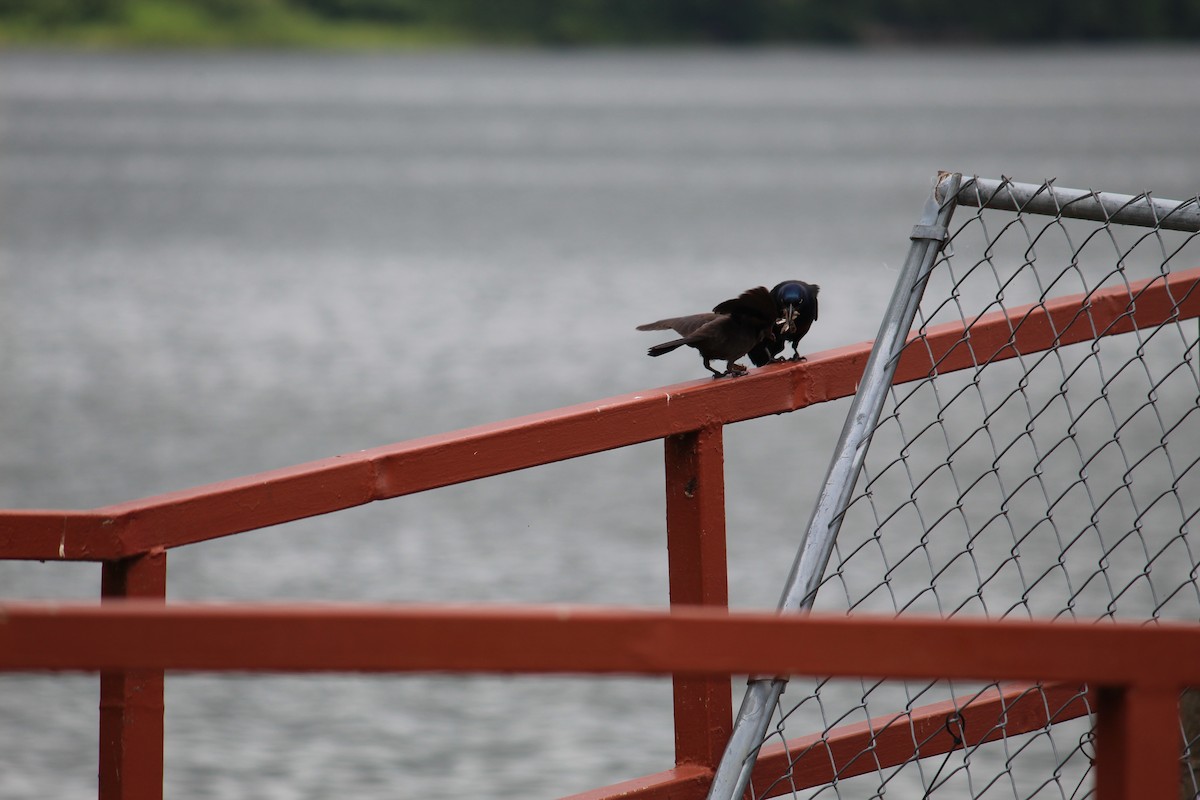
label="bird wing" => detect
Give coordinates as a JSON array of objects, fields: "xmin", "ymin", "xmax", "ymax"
[{"xmin": 712, "ymin": 286, "xmax": 776, "ymax": 324}]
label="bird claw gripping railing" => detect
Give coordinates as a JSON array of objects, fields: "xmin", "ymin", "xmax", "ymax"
[{"xmin": 708, "ymin": 173, "xmax": 1200, "ymax": 800}]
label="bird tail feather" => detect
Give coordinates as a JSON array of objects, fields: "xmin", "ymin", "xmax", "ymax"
[{"xmin": 647, "ymin": 338, "xmax": 689, "ymax": 357}]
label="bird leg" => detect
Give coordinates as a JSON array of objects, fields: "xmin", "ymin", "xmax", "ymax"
[{"xmin": 701, "ymin": 358, "xmax": 725, "ymax": 378}]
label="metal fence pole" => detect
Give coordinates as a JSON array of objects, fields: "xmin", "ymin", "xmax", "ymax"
[
  {"xmin": 704, "ymin": 171, "xmax": 962, "ymax": 800},
  {"xmin": 955, "ymin": 176, "xmax": 1200, "ymax": 232}
]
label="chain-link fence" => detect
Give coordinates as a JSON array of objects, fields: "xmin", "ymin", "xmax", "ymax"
[{"xmin": 715, "ymin": 175, "xmax": 1200, "ymax": 800}]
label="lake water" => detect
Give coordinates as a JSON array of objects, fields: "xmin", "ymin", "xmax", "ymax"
[{"xmin": 1, "ymin": 47, "xmax": 1198, "ymax": 799}]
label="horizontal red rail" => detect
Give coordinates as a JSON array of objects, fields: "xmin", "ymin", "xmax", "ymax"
[
  {"xmin": 2, "ymin": 266, "xmax": 1197, "ymax": 563},
  {"xmin": 0, "ymin": 603, "xmax": 1182, "ymax": 800},
  {"xmin": 0, "ymin": 601, "xmax": 1185, "ymax": 800},
  {"xmin": 2, "ymin": 603, "xmax": 1199, "ymax": 687}
]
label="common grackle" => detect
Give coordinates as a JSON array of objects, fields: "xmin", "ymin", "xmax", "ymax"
[
  {"xmin": 748, "ymin": 280, "xmax": 820, "ymax": 367},
  {"xmin": 637, "ymin": 286, "xmax": 778, "ymax": 378}
]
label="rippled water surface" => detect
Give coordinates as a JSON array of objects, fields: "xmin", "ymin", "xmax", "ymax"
[{"xmin": 1, "ymin": 48, "xmax": 1198, "ymax": 798}]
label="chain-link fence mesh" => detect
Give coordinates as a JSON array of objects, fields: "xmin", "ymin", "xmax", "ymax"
[{"xmin": 745, "ymin": 176, "xmax": 1200, "ymax": 800}]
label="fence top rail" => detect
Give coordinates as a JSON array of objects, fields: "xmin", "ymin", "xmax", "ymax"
[
  {"xmin": 3, "ymin": 602, "xmax": 1200, "ymax": 687},
  {"xmin": 947, "ymin": 174, "xmax": 1200, "ymax": 232},
  {"xmin": 0, "ymin": 340, "xmax": 870, "ymax": 562},
  {"xmin": 1, "ymin": 265, "xmax": 1198, "ymax": 562}
]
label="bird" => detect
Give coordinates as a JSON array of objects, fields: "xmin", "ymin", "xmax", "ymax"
[
  {"xmin": 748, "ymin": 280, "xmax": 820, "ymax": 367},
  {"xmin": 637, "ymin": 286, "xmax": 778, "ymax": 378}
]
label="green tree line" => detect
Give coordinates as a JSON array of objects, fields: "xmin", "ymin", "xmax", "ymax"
[{"xmin": 2, "ymin": 0, "xmax": 1198, "ymax": 46}]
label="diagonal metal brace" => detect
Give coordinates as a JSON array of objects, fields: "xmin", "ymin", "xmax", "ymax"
[{"xmin": 703, "ymin": 171, "xmax": 963, "ymax": 800}]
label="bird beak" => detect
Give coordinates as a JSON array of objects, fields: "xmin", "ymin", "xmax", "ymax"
[{"xmin": 777, "ymin": 304, "xmax": 800, "ymax": 334}]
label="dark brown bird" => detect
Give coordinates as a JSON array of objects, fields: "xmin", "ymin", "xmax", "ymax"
[{"xmin": 637, "ymin": 286, "xmax": 778, "ymax": 378}]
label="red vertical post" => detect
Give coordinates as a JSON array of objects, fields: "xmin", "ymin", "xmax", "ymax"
[
  {"xmin": 99, "ymin": 548, "xmax": 166, "ymax": 800},
  {"xmin": 1094, "ymin": 683, "xmax": 1180, "ymax": 800},
  {"xmin": 665, "ymin": 426, "xmax": 733, "ymax": 770}
]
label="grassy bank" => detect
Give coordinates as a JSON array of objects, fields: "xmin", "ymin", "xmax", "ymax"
[{"xmin": 0, "ymin": 0, "xmax": 469, "ymax": 49}]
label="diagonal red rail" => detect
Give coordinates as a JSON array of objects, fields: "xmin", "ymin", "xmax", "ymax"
[
  {"xmin": 749, "ymin": 680, "xmax": 1091, "ymax": 793},
  {"xmin": 2, "ymin": 266, "xmax": 1197, "ymax": 563},
  {"xmin": 561, "ymin": 680, "xmax": 1093, "ymax": 800}
]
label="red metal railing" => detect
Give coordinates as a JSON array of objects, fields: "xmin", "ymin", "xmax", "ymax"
[
  {"xmin": 1, "ymin": 604, "xmax": 1195, "ymax": 800},
  {"xmin": 2, "ymin": 266, "xmax": 1199, "ymax": 800}
]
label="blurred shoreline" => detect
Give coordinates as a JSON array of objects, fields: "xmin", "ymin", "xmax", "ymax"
[{"xmin": 1, "ymin": 0, "xmax": 1198, "ymax": 50}]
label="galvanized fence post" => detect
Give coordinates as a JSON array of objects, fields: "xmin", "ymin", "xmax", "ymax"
[{"xmin": 704, "ymin": 172, "xmax": 962, "ymax": 800}]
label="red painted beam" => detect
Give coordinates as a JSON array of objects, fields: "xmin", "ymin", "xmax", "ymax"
[
  {"xmin": 0, "ymin": 510, "xmax": 125, "ymax": 561},
  {"xmin": 0, "ymin": 347, "xmax": 859, "ymax": 560},
  {"xmin": 664, "ymin": 428, "xmax": 734, "ymax": 770},
  {"xmin": 2, "ymin": 266, "xmax": 1196, "ymax": 560},
  {"xmin": 751, "ymin": 680, "xmax": 1091, "ymax": 795},
  {"xmin": 557, "ymin": 681, "xmax": 1093, "ymax": 800},
  {"xmin": 1095, "ymin": 684, "xmax": 1182, "ymax": 800},
  {"xmin": 88, "ymin": 347, "xmax": 858, "ymax": 557},
  {"xmin": 896, "ymin": 266, "xmax": 1200, "ymax": 381},
  {"xmin": 99, "ymin": 551, "xmax": 166, "ymax": 800},
  {"xmin": 559, "ymin": 764, "xmax": 712, "ymax": 800},
  {"xmin": 2, "ymin": 605, "xmax": 1200, "ymax": 690}
]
